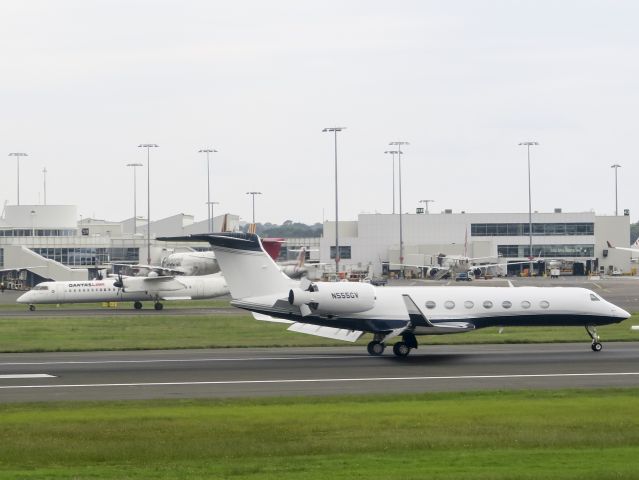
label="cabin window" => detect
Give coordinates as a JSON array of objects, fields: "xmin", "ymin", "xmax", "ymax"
[
  {"xmin": 590, "ymin": 294, "xmax": 600, "ymax": 301},
  {"xmin": 444, "ymin": 301, "xmax": 455, "ymax": 309},
  {"xmin": 483, "ymin": 300, "xmax": 493, "ymax": 309},
  {"xmin": 502, "ymin": 301, "xmax": 512, "ymax": 309},
  {"xmin": 539, "ymin": 300, "xmax": 550, "ymax": 309},
  {"xmin": 464, "ymin": 300, "xmax": 474, "ymax": 309},
  {"xmin": 521, "ymin": 301, "xmax": 531, "ymax": 309},
  {"xmin": 425, "ymin": 301, "xmax": 436, "ymax": 309}
]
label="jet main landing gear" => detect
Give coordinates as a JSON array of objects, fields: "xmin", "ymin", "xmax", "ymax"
[
  {"xmin": 367, "ymin": 332, "xmax": 419, "ymax": 357},
  {"xmin": 154, "ymin": 302, "xmax": 164, "ymax": 311},
  {"xmin": 585, "ymin": 325, "xmax": 603, "ymax": 352},
  {"xmin": 133, "ymin": 301, "xmax": 143, "ymax": 310},
  {"xmin": 28, "ymin": 304, "xmax": 36, "ymax": 312}
]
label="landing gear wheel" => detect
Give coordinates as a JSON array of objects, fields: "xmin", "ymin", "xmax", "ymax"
[
  {"xmin": 367, "ymin": 341, "xmax": 385, "ymax": 356},
  {"xmin": 393, "ymin": 342, "xmax": 411, "ymax": 357},
  {"xmin": 591, "ymin": 342, "xmax": 603, "ymax": 352},
  {"xmin": 133, "ymin": 301, "xmax": 143, "ymax": 310},
  {"xmin": 28, "ymin": 304, "xmax": 35, "ymax": 312},
  {"xmin": 154, "ymin": 302, "xmax": 164, "ymax": 311}
]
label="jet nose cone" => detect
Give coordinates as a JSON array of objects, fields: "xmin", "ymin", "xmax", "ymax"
[
  {"xmin": 617, "ymin": 306, "xmax": 631, "ymax": 319},
  {"xmin": 16, "ymin": 293, "xmax": 29, "ymax": 304}
]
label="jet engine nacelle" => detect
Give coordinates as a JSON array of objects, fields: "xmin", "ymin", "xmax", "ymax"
[{"xmin": 288, "ymin": 282, "xmax": 376, "ymax": 316}]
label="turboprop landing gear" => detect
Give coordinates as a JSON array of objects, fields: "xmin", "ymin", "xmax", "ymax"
[
  {"xmin": 133, "ymin": 301, "xmax": 143, "ymax": 310},
  {"xmin": 367, "ymin": 341, "xmax": 385, "ymax": 356},
  {"xmin": 154, "ymin": 302, "xmax": 164, "ymax": 311},
  {"xmin": 28, "ymin": 304, "xmax": 36, "ymax": 312},
  {"xmin": 585, "ymin": 325, "xmax": 603, "ymax": 352}
]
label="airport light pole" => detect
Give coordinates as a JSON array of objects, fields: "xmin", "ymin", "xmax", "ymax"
[
  {"xmin": 199, "ymin": 148, "xmax": 218, "ymax": 232},
  {"xmin": 384, "ymin": 150, "xmax": 400, "ymax": 214},
  {"xmin": 323, "ymin": 127, "xmax": 346, "ymax": 275},
  {"xmin": 138, "ymin": 144, "xmax": 158, "ymax": 264},
  {"xmin": 246, "ymin": 191, "xmax": 262, "ymax": 225},
  {"xmin": 519, "ymin": 141, "xmax": 538, "ymax": 277},
  {"xmin": 42, "ymin": 167, "xmax": 47, "ymax": 205},
  {"xmin": 611, "ymin": 164, "xmax": 621, "ymax": 216},
  {"xmin": 389, "ymin": 141, "xmax": 409, "ymax": 278},
  {"xmin": 8, "ymin": 153, "xmax": 28, "ymax": 205},
  {"xmin": 419, "ymin": 199, "xmax": 434, "ymax": 214},
  {"xmin": 126, "ymin": 162, "xmax": 143, "ymax": 235},
  {"xmin": 206, "ymin": 201, "xmax": 220, "ymax": 231}
]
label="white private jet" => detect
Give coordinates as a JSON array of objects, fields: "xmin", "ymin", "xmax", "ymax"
[
  {"xmin": 16, "ymin": 273, "xmax": 229, "ymax": 311},
  {"xmin": 159, "ymin": 233, "xmax": 630, "ymax": 357}
]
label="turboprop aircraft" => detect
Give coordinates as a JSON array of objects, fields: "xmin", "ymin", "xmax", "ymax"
[
  {"xmin": 158, "ymin": 232, "xmax": 630, "ymax": 357},
  {"xmin": 16, "ymin": 273, "xmax": 229, "ymax": 311}
]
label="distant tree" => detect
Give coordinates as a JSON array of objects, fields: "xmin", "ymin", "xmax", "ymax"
[{"xmin": 239, "ymin": 221, "xmax": 322, "ymax": 238}]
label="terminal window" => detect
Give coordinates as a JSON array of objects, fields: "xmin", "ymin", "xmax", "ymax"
[
  {"xmin": 330, "ymin": 246, "xmax": 352, "ymax": 260},
  {"xmin": 472, "ymin": 223, "xmax": 594, "ymax": 237}
]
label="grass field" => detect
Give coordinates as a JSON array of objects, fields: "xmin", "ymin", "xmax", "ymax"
[
  {"xmin": 0, "ymin": 389, "xmax": 638, "ymax": 479},
  {"xmin": 0, "ymin": 312, "xmax": 637, "ymax": 353}
]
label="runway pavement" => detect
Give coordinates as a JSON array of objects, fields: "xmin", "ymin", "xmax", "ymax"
[{"xmin": 1, "ymin": 342, "xmax": 639, "ymax": 403}]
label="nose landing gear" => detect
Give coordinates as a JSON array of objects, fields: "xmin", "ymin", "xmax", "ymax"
[{"xmin": 585, "ymin": 325, "xmax": 603, "ymax": 352}]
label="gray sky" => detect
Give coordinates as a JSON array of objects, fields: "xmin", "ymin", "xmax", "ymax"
[{"xmin": 2, "ymin": 1, "xmax": 638, "ymax": 226}]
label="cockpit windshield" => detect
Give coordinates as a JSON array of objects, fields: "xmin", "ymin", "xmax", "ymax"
[
  {"xmin": 33, "ymin": 285, "xmax": 49, "ymax": 291},
  {"xmin": 590, "ymin": 293, "xmax": 601, "ymax": 302}
]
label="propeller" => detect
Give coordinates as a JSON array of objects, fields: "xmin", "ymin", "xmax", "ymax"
[{"xmin": 113, "ymin": 272, "xmax": 126, "ymax": 292}]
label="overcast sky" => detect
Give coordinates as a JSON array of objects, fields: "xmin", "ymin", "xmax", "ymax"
[{"xmin": 2, "ymin": 1, "xmax": 638, "ymax": 226}]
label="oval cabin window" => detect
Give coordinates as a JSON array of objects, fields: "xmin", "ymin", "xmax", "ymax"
[
  {"xmin": 425, "ymin": 301, "xmax": 436, "ymax": 309},
  {"xmin": 521, "ymin": 301, "xmax": 531, "ymax": 309},
  {"xmin": 539, "ymin": 300, "xmax": 550, "ymax": 309},
  {"xmin": 502, "ymin": 301, "xmax": 512, "ymax": 309},
  {"xmin": 464, "ymin": 300, "xmax": 474, "ymax": 309},
  {"xmin": 483, "ymin": 300, "xmax": 493, "ymax": 309},
  {"xmin": 444, "ymin": 300, "xmax": 455, "ymax": 309}
]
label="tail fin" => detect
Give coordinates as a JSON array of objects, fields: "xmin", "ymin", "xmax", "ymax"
[
  {"xmin": 262, "ymin": 238, "xmax": 284, "ymax": 261},
  {"xmin": 158, "ymin": 233, "xmax": 293, "ymax": 299}
]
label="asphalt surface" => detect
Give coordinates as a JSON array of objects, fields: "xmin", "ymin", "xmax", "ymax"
[
  {"xmin": 1, "ymin": 276, "xmax": 639, "ymax": 403},
  {"xmin": 1, "ymin": 342, "xmax": 639, "ymax": 403}
]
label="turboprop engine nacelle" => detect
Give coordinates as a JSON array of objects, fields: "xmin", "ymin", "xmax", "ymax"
[{"xmin": 288, "ymin": 282, "xmax": 376, "ymax": 316}]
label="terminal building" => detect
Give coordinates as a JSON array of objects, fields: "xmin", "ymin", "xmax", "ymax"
[
  {"xmin": 320, "ymin": 210, "xmax": 632, "ymax": 278},
  {"xmin": 0, "ymin": 204, "xmax": 238, "ymax": 289},
  {"xmin": 0, "ymin": 204, "xmax": 634, "ymax": 288}
]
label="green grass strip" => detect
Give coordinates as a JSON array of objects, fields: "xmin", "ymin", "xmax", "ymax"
[
  {"xmin": 0, "ymin": 313, "xmax": 637, "ymax": 353},
  {"xmin": 0, "ymin": 389, "xmax": 638, "ymax": 479}
]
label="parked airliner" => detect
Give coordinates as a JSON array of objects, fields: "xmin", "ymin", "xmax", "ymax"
[
  {"xmin": 160, "ymin": 232, "xmax": 630, "ymax": 357},
  {"xmin": 16, "ymin": 274, "xmax": 228, "ymax": 311}
]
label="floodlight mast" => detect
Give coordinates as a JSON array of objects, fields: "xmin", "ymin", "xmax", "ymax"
[
  {"xmin": 323, "ymin": 127, "xmax": 346, "ymax": 276},
  {"xmin": 611, "ymin": 164, "xmax": 621, "ymax": 216},
  {"xmin": 519, "ymin": 141, "xmax": 539, "ymax": 277},
  {"xmin": 8, "ymin": 153, "xmax": 28, "ymax": 205},
  {"xmin": 126, "ymin": 163, "xmax": 143, "ymax": 235},
  {"xmin": 389, "ymin": 141, "xmax": 409, "ymax": 278},
  {"xmin": 199, "ymin": 149, "xmax": 218, "ymax": 232},
  {"xmin": 138, "ymin": 144, "xmax": 159, "ymax": 264}
]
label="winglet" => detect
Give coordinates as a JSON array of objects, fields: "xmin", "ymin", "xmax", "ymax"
[{"xmin": 401, "ymin": 294, "xmax": 434, "ymax": 327}]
